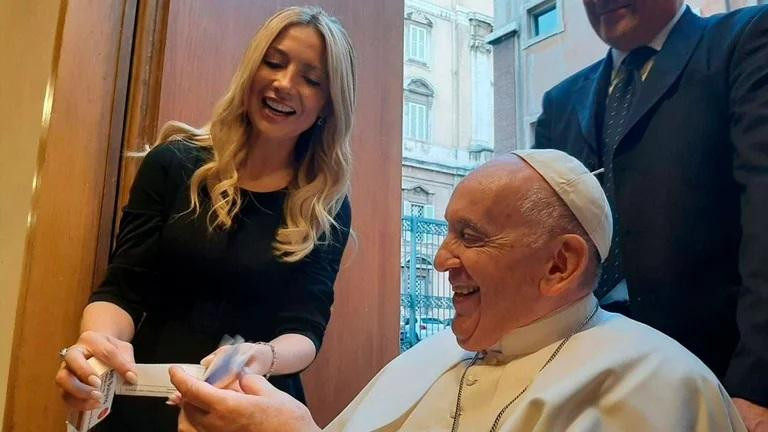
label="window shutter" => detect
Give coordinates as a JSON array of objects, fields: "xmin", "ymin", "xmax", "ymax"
[
  {"xmin": 424, "ymin": 205, "xmax": 435, "ymax": 219},
  {"xmin": 403, "ymin": 102, "xmax": 410, "ymax": 137}
]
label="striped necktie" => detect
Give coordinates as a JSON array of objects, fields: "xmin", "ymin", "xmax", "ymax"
[{"xmin": 596, "ymin": 46, "xmax": 657, "ymax": 299}]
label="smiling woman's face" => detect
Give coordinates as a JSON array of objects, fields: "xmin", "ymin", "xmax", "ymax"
[
  {"xmin": 247, "ymin": 24, "xmax": 329, "ymax": 146},
  {"xmin": 582, "ymin": 0, "xmax": 681, "ymax": 51}
]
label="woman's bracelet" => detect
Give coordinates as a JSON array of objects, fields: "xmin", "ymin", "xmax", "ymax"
[{"xmin": 255, "ymin": 341, "xmax": 277, "ymax": 379}]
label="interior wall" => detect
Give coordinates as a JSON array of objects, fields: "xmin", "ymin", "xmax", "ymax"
[
  {"xmin": 145, "ymin": 1, "xmax": 404, "ymax": 425},
  {"xmin": 0, "ymin": 0, "xmax": 63, "ymax": 425}
]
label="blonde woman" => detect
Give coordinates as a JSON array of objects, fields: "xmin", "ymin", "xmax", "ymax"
[{"xmin": 54, "ymin": 6, "xmax": 355, "ymax": 430}]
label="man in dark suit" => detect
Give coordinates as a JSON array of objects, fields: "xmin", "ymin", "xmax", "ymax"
[{"xmin": 535, "ymin": 0, "xmax": 768, "ymax": 429}]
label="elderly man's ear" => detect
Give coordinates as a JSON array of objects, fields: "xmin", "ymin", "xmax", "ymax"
[{"xmin": 539, "ymin": 234, "xmax": 591, "ymax": 297}]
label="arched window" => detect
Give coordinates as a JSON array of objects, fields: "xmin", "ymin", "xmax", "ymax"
[
  {"xmin": 403, "ymin": 78, "xmax": 434, "ymax": 142},
  {"xmin": 404, "ymin": 11, "xmax": 433, "ymax": 65}
]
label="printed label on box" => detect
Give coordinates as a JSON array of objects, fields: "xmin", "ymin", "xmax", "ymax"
[{"xmin": 66, "ymin": 358, "xmax": 205, "ymax": 431}]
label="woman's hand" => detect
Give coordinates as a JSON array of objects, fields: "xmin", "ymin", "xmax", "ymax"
[{"xmin": 54, "ymin": 330, "xmax": 138, "ymax": 411}]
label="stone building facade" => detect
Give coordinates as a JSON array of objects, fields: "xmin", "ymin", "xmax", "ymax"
[{"xmin": 402, "ymin": 0, "xmax": 495, "ymax": 221}]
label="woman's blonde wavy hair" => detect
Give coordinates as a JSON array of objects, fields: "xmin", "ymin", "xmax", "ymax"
[{"xmin": 155, "ymin": 6, "xmax": 355, "ymax": 262}]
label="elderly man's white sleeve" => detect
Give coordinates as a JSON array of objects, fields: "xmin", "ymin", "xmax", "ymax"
[
  {"xmin": 556, "ymin": 370, "xmax": 747, "ymax": 431},
  {"xmin": 323, "ymin": 379, "xmax": 375, "ymax": 431},
  {"xmin": 323, "ymin": 364, "xmax": 395, "ymax": 432}
]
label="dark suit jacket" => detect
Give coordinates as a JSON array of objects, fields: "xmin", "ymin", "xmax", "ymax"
[{"xmin": 535, "ymin": 6, "xmax": 768, "ymax": 405}]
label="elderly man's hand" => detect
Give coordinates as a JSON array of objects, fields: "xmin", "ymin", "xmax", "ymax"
[
  {"xmin": 169, "ymin": 366, "xmax": 321, "ymax": 432},
  {"xmin": 733, "ymin": 398, "xmax": 768, "ymax": 432}
]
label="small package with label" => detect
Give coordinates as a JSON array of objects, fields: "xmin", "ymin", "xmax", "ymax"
[{"xmin": 66, "ymin": 357, "xmax": 205, "ymax": 432}]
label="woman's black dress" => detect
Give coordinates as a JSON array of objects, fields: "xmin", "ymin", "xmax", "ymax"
[{"xmin": 90, "ymin": 141, "xmax": 351, "ymax": 431}]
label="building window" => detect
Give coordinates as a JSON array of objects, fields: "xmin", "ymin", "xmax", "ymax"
[
  {"xmin": 531, "ymin": 2, "xmax": 558, "ymax": 37},
  {"xmin": 403, "ymin": 201, "xmax": 435, "ymax": 219},
  {"xmin": 404, "ymin": 101, "xmax": 429, "ymax": 141},
  {"xmin": 407, "ymin": 24, "xmax": 430, "ymax": 64},
  {"xmin": 411, "ymin": 203, "xmax": 425, "ymax": 217},
  {"xmin": 526, "ymin": 0, "xmax": 562, "ymax": 44},
  {"xmin": 403, "ymin": 78, "xmax": 434, "ymax": 143}
]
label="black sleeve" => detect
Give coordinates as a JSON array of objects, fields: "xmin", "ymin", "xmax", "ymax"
[
  {"xmin": 534, "ymin": 90, "xmax": 553, "ymax": 149},
  {"xmin": 273, "ymin": 196, "xmax": 352, "ymax": 352},
  {"xmin": 724, "ymin": 7, "xmax": 768, "ymax": 406},
  {"xmin": 89, "ymin": 143, "xmax": 184, "ymax": 329}
]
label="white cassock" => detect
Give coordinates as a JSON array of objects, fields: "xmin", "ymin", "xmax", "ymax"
[{"xmin": 325, "ymin": 295, "xmax": 746, "ymax": 432}]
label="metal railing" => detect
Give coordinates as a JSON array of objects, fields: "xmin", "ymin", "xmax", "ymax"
[{"xmin": 400, "ymin": 215, "xmax": 453, "ymax": 351}]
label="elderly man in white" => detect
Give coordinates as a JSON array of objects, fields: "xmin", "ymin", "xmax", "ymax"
[{"xmin": 169, "ymin": 149, "xmax": 746, "ymax": 432}]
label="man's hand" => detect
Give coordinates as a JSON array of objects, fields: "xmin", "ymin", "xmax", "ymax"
[
  {"xmin": 169, "ymin": 366, "xmax": 321, "ymax": 432},
  {"xmin": 733, "ymin": 398, "xmax": 768, "ymax": 432}
]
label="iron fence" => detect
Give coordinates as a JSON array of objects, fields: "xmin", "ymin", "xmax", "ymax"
[{"xmin": 400, "ymin": 215, "xmax": 453, "ymax": 352}]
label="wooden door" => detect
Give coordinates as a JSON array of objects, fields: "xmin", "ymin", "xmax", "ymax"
[
  {"xmin": 118, "ymin": 0, "xmax": 404, "ymax": 426},
  {"xmin": 5, "ymin": 0, "xmax": 402, "ymax": 430},
  {"xmin": 4, "ymin": 1, "xmax": 138, "ymax": 430}
]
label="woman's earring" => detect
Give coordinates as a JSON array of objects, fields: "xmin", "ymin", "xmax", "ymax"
[{"xmin": 316, "ymin": 116, "xmax": 325, "ymax": 127}]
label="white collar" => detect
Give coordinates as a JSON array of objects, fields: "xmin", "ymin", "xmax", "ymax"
[
  {"xmin": 611, "ymin": 3, "xmax": 687, "ymax": 71},
  {"xmin": 482, "ymin": 294, "xmax": 598, "ymax": 363}
]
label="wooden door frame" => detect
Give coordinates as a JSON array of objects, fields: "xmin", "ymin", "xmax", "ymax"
[{"xmin": 4, "ymin": 1, "xmax": 138, "ymax": 429}]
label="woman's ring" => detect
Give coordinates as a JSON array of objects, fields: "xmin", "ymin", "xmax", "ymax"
[{"xmin": 59, "ymin": 346, "xmax": 84, "ymax": 359}]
